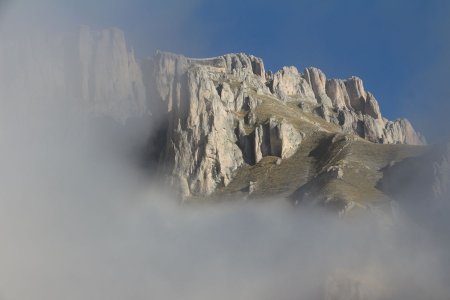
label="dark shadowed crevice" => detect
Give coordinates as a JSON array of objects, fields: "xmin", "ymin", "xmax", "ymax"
[
  {"xmin": 142, "ymin": 119, "xmax": 168, "ymax": 168},
  {"xmin": 235, "ymin": 127, "xmax": 256, "ymax": 165}
]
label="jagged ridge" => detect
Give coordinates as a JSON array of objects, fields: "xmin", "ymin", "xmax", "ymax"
[
  {"xmin": 145, "ymin": 51, "xmax": 425, "ymax": 198},
  {"xmin": 0, "ymin": 27, "xmax": 428, "ymax": 205}
]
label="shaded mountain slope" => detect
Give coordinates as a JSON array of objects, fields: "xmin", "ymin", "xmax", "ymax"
[
  {"xmin": 145, "ymin": 50, "xmax": 428, "ymax": 214},
  {"xmin": 1, "ymin": 27, "xmax": 438, "ymax": 216}
]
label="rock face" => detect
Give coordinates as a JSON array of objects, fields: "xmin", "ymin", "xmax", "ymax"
[
  {"xmin": 149, "ymin": 53, "xmax": 249, "ymax": 197},
  {"xmin": 145, "ymin": 51, "xmax": 425, "ymax": 197},
  {"xmin": 323, "ymin": 76, "xmax": 425, "ymax": 145},
  {"xmin": 0, "ymin": 26, "xmax": 147, "ymax": 123},
  {"xmin": 146, "ymin": 52, "xmax": 288, "ymax": 197},
  {"xmin": 303, "ymin": 67, "xmax": 333, "ymax": 107},
  {"xmin": 253, "ymin": 118, "xmax": 304, "ymax": 163},
  {"xmin": 144, "ymin": 53, "xmax": 424, "ymax": 197},
  {"xmin": 305, "ymin": 72, "xmax": 425, "ymax": 145},
  {"xmin": 268, "ymin": 65, "xmax": 425, "ymax": 145},
  {"xmin": 0, "ymin": 27, "xmax": 427, "ymax": 199},
  {"xmin": 269, "ymin": 66, "xmax": 316, "ymax": 103}
]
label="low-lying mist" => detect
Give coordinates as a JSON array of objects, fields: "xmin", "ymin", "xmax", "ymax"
[
  {"xmin": 1, "ymin": 2, "xmax": 449, "ymax": 298},
  {"xmin": 0, "ymin": 90, "xmax": 449, "ymax": 300}
]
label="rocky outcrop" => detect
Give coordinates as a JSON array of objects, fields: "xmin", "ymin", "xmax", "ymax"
[
  {"xmin": 253, "ymin": 118, "xmax": 303, "ymax": 163},
  {"xmin": 329, "ymin": 108, "xmax": 424, "ymax": 145},
  {"xmin": 269, "ymin": 66, "xmax": 316, "ymax": 103},
  {"xmin": 77, "ymin": 26, "xmax": 146, "ymax": 122},
  {"xmin": 146, "ymin": 51, "xmax": 321, "ymax": 197},
  {"xmin": 0, "ymin": 26, "xmax": 426, "ymax": 198},
  {"xmin": 0, "ymin": 26, "xmax": 146, "ymax": 123},
  {"xmin": 265, "ymin": 64, "xmax": 424, "ymax": 145},
  {"xmin": 146, "ymin": 52, "xmax": 272, "ymax": 197},
  {"xmin": 303, "ymin": 67, "xmax": 333, "ymax": 107},
  {"xmin": 313, "ymin": 75, "xmax": 424, "ymax": 145},
  {"xmin": 145, "ymin": 50, "xmax": 426, "ymax": 197}
]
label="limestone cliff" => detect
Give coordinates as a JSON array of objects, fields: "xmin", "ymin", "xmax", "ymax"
[
  {"xmin": 145, "ymin": 51, "xmax": 425, "ymax": 198},
  {"xmin": 145, "ymin": 52, "xmax": 269, "ymax": 197},
  {"xmin": 0, "ymin": 26, "xmax": 146, "ymax": 123},
  {"xmin": 0, "ymin": 27, "xmax": 429, "ymax": 205},
  {"xmin": 269, "ymin": 67, "xmax": 425, "ymax": 145}
]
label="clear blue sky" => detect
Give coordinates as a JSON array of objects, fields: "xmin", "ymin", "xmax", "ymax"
[{"xmin": 3, "ymin": 0, "xmax": 450, "ymax": 141}]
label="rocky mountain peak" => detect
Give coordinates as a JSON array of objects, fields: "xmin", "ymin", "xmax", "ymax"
[
  {"xmin": 145, "ymin": 51, "xmax": 426, "ymax": 198},
  {"xmin": 0, "ymin": 27, "xmax": 428, "ymax": 203},
  {"xmin": 0, "ymin": 26, "xmax": 147, "ymax": 123}
]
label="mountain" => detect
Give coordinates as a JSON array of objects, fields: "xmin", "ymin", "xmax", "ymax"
[
  {"xmin": 378, "ymin": 141, "xmax": 450, "ymax": 222},
  {"xmin": 0, "ymin": 26, "xmax": 147, "ymax": 123},
  {"xmin": 3, "ymin": 27, "xmax": 446, "ymax": 217},
  {"xmin": 144, "ymin": 51, "xmax": 429, "ymax": 213}
]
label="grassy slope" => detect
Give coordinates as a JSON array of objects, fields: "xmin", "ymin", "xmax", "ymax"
[{"xmin": 213, "ymin": 92, "xmax": 428, "ymax": 213}]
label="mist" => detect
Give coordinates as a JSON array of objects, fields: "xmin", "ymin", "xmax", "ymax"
[
  {"xmin": 2, "ymin": 107, "xmax": 449, "ymax": 300},
  {"xmin": 1, "ymin": 1, "xmax": 450, "ymax": 300}
]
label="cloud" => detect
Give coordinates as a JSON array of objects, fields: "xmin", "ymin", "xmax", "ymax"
[
  {"xmin": 0, "ymin": 69, "xmax": 449, "ymax": 299},
  {"xmin": 0, "ymin": 1, "xmax": 449, "ymax": 299}
]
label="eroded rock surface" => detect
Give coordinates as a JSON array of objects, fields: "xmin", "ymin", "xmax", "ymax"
[
  {"xmin": 0, "ymin": 26, "xmax": 147, "ymax": 123},
  {"xmin": 147, "ymin": 52, "xmax": 270, "ymax": 197},
  {"xmin": 145, "ymin": 51, "xmax": 426, "ymax": 197},
  {"xmin": 0, "ymin": 27, "xmax": 427, "ymax": 199},
  {"xmin": 146, "ymin": 51, "xmax": 309, "ymax": 197}
]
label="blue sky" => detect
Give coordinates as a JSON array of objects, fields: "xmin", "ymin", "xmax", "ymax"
[{"xmin": 3, "ymin": 0, "xmax": 450, "ymax": 141}]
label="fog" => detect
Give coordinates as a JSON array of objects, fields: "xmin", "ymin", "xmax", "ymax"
[
  {"xmin": 1, "ymin": 2, "xmax": 450, "ymax": 300},
  {"xmin": 1, "ymin": 108, "xmax": 449, "ymax": 299}
]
